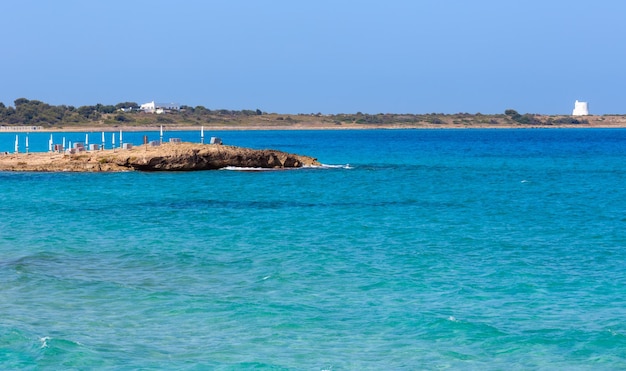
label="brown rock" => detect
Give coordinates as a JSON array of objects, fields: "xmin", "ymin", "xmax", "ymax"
[{"xmin": 0, "ymin": 143, "xmax": 320, "ymax": 172}]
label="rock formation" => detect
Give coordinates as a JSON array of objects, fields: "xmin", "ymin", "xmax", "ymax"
[{"xmin": 0, "ymin": 142, "xmax": 320, "ymax": 172}]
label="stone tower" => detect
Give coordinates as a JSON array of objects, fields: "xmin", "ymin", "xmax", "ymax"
[{"xmin": 572, "ymin": 100, "xmax": 589, "ymax": 116}]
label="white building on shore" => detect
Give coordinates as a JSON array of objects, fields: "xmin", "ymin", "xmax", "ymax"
[
  {"xmin": 572, "ymin": 100, "xmax": 589, "ymax": 116},
  {"xmin": 140, "ymin": 101, "xmax": 180, "ymax": 114}
]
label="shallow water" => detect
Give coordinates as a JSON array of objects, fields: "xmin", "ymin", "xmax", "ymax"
[{"xmin": 1, "ymin": 129, "xmax": 625, "ymax": 369}]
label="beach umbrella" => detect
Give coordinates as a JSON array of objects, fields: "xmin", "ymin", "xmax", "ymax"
[
  {"xmin": 120, "ymin": 129, "xmax": 123, "ymax": 145},
  {"xmin": 49, "ymin": 134, "xmax": 53, "ymax": 152},
  {"xmin": 112, "ymin": 132, "xmax": 116, "ymax": 148},
  {"xmin": 26, "ymin": 135, "xmax": 29, "ymax": 154},
  {"xmin": 85, "ymin": 134, "xmax": 89, "ymax": 147},
  {"xmin": 62, "ymin": 137, "xmax": 66, "ymax": 151},
  {"xmin": 201, "ymin": 126, "xmax": 204, "ymax": 144},
  {"xmin": 160, "ymin": 125, "xmax": 163, "ymax": 143},
  {"xmin": 14, "ymin": 135, "xmax": 18, "ymax": 154},
  {"xmin": 102, "ymin": 131, "xmax": 105, "ymax": 149}
]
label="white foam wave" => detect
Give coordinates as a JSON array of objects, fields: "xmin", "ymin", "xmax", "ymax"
[
  {"xmin": 220, "ymin": 166, "xmax": 278, "ymax": 172},
  {"xmin": 319, "ymin": 164, "xmax": 353, "ymax": 169},
  {"xmin": 221, "ymin": 164, "xmax": 352, "ymax": 171},
  {"xmin": 40, "ymin": 336, "xmax": 50, "ymax": 348}
]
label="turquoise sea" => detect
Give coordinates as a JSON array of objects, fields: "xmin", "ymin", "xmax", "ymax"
[{"xmin": 1, "ymin": 128, "xmax": 625, "ymax": 369}]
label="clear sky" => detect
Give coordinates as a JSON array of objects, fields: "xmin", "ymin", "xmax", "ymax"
[{"xmin": 2, "ymin": 0, "xmax": 626, "ymax": 114}]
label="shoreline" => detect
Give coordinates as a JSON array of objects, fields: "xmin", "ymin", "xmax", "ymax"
[{"xmin": 3, "ymin": 122, "xmax": 626, "ymax": 133}]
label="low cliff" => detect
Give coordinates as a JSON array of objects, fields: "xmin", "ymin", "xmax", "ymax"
[{"xmin": 0, "ymin": 143, "xmax": 320, "ymax": 172}]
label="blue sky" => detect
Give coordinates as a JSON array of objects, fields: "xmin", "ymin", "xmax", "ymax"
[{"xmin": 2, "ymin": 0, "xmax": 625, "ymax": 114}]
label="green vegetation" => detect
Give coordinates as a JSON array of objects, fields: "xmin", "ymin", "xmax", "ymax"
[
  {"xmin": 0, "ymin": 98, "xmax": 134, "ymax": 126},
  {"xmin": 504, "ymin": 108, "xmax": 588, "ymax": 125},
  {"xmin": 0, "ymin": 98, "xmax": 592, "ymax": 128},
  {"xmin": 546, "ymin": 117, "xmax": 588, "ymax": 125},
  {"xmin": 504, "ymin": 109, "xmax": 542, "ymax": 125}
]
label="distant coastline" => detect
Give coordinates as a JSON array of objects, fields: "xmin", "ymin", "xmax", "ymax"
[
  {"xmin": 3, "ymin": 116, "xmax": 626, "ymax": 133},
  {"xmin": 2, "ymin": 116, "xmax": 626, "ymax": 133},
  {"xmin": 2, "ymin": 98, "xmax": 626, "ymax": 131}
]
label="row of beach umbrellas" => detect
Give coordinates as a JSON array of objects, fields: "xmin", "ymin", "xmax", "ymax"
[{"xmin": 11, "ymin": 125, "xmax": 207, "ymax": 154}]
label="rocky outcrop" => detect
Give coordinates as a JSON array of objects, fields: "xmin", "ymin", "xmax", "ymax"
[{"xmin": 0, "ymin": 143, "xmax": 320, "ymax": 172}]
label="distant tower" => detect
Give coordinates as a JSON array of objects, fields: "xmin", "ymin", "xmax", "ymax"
[{"xmin": 572, "ymin": 100, "xmax": 589, "ymax": 116}]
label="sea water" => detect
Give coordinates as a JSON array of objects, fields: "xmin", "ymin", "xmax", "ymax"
[{"xmin": 0, "ymin": 129, "xmax": 625, "ymax": 369}]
